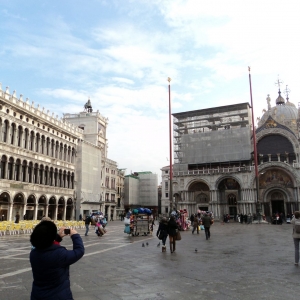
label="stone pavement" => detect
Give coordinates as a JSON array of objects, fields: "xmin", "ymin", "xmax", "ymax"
[{"xmin": 0, "ymin": 220, "xmax": 299, "ymax": 300}]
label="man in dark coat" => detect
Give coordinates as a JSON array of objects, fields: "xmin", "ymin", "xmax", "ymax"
[
  {"xmin": 30, "ymin": 221, "xmax": 84, "ymax": 300},
  {"xmin": 202, "ymin": 213, "xmax": 213, "ymax": 240}
]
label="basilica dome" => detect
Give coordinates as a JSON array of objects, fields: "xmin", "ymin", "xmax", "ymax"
[{"xmin": 258, "ymin": 92, "xmax": 298, "ymax": 131}]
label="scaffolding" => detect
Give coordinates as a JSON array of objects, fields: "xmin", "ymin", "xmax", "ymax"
[{"xmin": 172, "ymin": 103, "xmax": 252, "ymax": 165}]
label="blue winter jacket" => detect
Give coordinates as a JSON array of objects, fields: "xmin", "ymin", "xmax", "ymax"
[{"xmin": 30, "ymin": 234, "xmax": 84, "ymax": 300}]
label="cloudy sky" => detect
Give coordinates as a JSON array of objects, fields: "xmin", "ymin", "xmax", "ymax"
[{"xmin": 1, "ymin": 0, "xmax": 300, "ymax": 183}]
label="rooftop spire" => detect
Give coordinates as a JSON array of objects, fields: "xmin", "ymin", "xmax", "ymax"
[
  {"xmin": 283, "ymin": 84, "xmax": 290, "ymax": 102},
  {"xmin": 275, "ymin": 76, "xmax": 285, "ymax": 105}
]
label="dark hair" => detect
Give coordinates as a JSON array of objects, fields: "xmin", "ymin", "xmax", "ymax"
[
  {"xmin": 295, "ymin": 211, "xmax": 300, "ymax": 219},
  {"xmin": 30, "ymin": 221, "xmax": 57, "ymax": 249}
]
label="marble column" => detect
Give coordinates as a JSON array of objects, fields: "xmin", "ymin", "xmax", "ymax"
[
  {"xmin": 63, "ymin": 205, "xmax": 67, "ymax": 221},
  {"xmin": 8, "ymin": 203, "xmax": 13, "ymax": 222},
  {"xmin": 34, "ymin": 205, "xmax": 38, "ymax": 220}
]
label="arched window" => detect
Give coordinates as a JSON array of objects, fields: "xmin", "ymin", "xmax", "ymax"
[
  {"xmin": 17, "ymin": 126, "xmax": 23, "ymax": 147},
  {"xmin": 28, "ymin": 162, "xmax": 33, "ymax": 183},
  {"xmin": 41, "ymin": 135, "xmax": 45, "ymax": 154},
  {"xmin": 44, "ymin": 166, "xmax": 49, "ymax": 185},
  {"xmin": 29, "ymin": 131, "xmax": 35, "ymax": 151},
  {"xmin": 49, "ymin": 167, "xmax": 53, "ymax": 186},
  {"xmin": 3, "ymin": 120, "xmax": 9, "ymax": 143},
  {"xmin": 0, "ymin": 155, "xmax": 7, "ymax": 179},
  {"xmin": 8, "ymin": 157, "xmax": 14, "ymax": 180},
  {"xmin": 67, "ymin": 171, "xmax": 70, "ymax": 188},
  {"xmin": 24, "ymin": 128, "xmax": 29, "ymax": 149},
  {"xmin": 67, "ymin": 146, "xmax": 71, "ymax": 162},
  {"xmin": 22, "ymin": 160, "xmax": 27, "ymax": 182},
  {"xmin": 71, "ymin": 172, "xmax": 74, "ymax": 189},
  {"xmin": 55, "ymin": 141, "xmax": 59, "ymax": 159},
  {"xmin": 34, "ymin": 163, "xmax": 39, "ymax": 184},
  {"xmin": 11, "ymin": 123, "xmax": 16, "ymax": 145},
  {"xmin": 63, "ymin": 170, "xmax": 67, "ymax": 188},
  {"xmin": 63, "ymin": 145, "xmax": 67, "ymax": 161},
  {"xmin": 51, "ymin": 139, "xmax": 55, "ymax": 157},
  {"xmin": 71, "ymin": 148, "xmax": 75, "ymax": 163},
  {"xmin": 46, "ymin": 137, "xmax": 50, "ymax": 156},
  {"xmin": 59, "ymin": 143, "xmax": 63, "ymax": 160},
  {"xmin": 15, "ymin": 159, "xmax": 21, "ymax": 181},
  {"xmin": 39, "ymin": 165, "xmax": 44, "ymax": 184},
  {"xmin": 36, "ymin": 133, "xmax": 40, "ymax": 152},
  {"xmin": 54, "ymin": 168, "xmax": 58, "ymax": 186},
  {"xmin": 58, "ymin": 169, "xmax": 62, "ymax": 187}
]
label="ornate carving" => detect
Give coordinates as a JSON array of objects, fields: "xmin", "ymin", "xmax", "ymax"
[
  {"xmin": 249, "ymin": 161, "xmax": 300, "ymax": 187},
  {"xmin": 265, "ymin": 119, "xmax": 277, "ymax": 128}
]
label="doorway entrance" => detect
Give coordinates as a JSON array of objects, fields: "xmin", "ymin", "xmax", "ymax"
[{"xmin": 271, "ymin": 200, "xmax": 285, "ymax": 215}]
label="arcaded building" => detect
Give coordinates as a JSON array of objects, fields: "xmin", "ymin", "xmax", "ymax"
[
  {"xmin": 0, "ymin": 85, "xmax": 81, "ymax": 221},
  {"xmin": 0, "ymin": 84, "xmax": 124, "ymax": 221},
  {"xmin": 161, "ymin": 89, "xmax": 300, "ymax": 220}
]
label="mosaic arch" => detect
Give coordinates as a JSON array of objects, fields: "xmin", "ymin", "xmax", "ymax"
[{"xmin": 259, "ymin": 168, "xmax": 294, "ymax": 189}]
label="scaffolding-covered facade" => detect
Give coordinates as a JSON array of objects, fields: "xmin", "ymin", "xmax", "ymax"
[{"xmin": 161, "ymin": 96, "xmax": 300, "ymax": 222}]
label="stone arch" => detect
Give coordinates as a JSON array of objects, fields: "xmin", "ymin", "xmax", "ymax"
[
  {"xmin": 25, "ymin": 194, "xmax": 37, "ymax": 220},
  {"xmin": 57, "ymin": 197, "xmax": 65, "ymax": 220},
  {"xmin": 0, "ymin": 155, "xmax": 8, "ymax": 179},
  {"xmin": 261, "ymin": 184, "xmax": 295, "ymax": 217},
  {"xmin": 66, "ymin": 198, "xmax": 73, "ymax": 220},
  {"xmin": 13, "ymin": 193, "xmax": 25, "ymax": 221},
  {"xmin": 250, "ymin": 162, "xmax": 299, "ymax": 189},
  {"xmin": 0, "ymin": 191, "xmax": 11, "ymax": 203},
  {"xmin": 0, "ymin": 191, "xmax": 11, "ymax": 220},
  {"xmin": 187, "ymin": 178, "xmax": 210, "ymax": 191},
  {"xmin": 256, "ymin": 128, "xmax": 299, "ymax": 154},
  {"xmin": 215, "ymin": 174, "xmax": 243, "ymax": 190},
  {"xmin": 8, "ymin": 157, "xmax": 14, "ymax": 180},
  {"xmin": 26, "ymin": 194, "xmax": 37, "ymax": 205},
  {"xmin": 48, "ymin": 196, "xmax": 57, "ymax": 220},
  {"xmin": 217, "ymin": 176, "xmax": 241, "ymax": 218},
  {"xmin": 36, "ymin": 194, "xmax": 47, "ymax": 220}
]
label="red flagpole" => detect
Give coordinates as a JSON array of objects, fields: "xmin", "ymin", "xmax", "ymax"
[
  {"xmin": 248, "ymin": 67, "xmax": 260, "ymax": 216},
  {"xmin": 168, "ymin": 77, "xmax": 173, "ymax": 211}
]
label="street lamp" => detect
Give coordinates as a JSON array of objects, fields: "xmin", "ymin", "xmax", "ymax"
[{"xmin": 168, "ymin": 77, "xmax": 174, "ymax": 212}]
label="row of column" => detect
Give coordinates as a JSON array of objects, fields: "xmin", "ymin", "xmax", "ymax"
[
  {"xmin": 0, "ymin": 122, "xmax": 75, "ymax": 163},
  {"xmin": 1, "ymin": 160, "xmax": 74, "ymax": 188},
  {"xmin": 6, "ymin": 203, "xmax": 73, "ymax": 221}
]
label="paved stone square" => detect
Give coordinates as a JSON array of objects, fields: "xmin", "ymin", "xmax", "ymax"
[{"xmin": 0, "ymin": 220, "xmax": 299, "ymax": 300}]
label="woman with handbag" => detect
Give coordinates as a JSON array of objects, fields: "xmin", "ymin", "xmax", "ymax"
[
  {"xmin": 167, "ymin": 215, "xmax": 178, "ymax": 253},
  {"xmin": 156, "ymin": 217, "xmax": 169, "ymax": 252}
]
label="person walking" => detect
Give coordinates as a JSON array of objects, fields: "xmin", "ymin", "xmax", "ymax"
[
  {"xmin": 192, "ymin": 214, "xmax": 200, "ymax": 234},
  {"xmin": 156, "ymin": 217, "xmax": 169, "ymax": 252},
  {"xmin": 15, "ymin": 212, "xmax": 20, "ymax": 223},
  {"xmin": 84, "ymin": 214, "xmax": 91, "ymax": 236},
  {"xmin": 168, "ymin": 215, "xmax": 178, "ymax": 253},
  {"xmin": 291, "ymin": 211, "xmax": 300, "ymax": 265},
  {"xmin": 202, "ymin": 212, "xmax": 213, "ymax": 240},
  {"xmin": 30, "ymin": 220, "xmax": 84, "ymax": 300}
]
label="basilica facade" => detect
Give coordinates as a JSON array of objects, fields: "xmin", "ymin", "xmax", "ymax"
[{"xmin": 161, "ymin": 89, "xmax": 300, "ymax": 220}]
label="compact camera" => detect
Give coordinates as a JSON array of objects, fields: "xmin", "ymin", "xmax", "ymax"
[{"xmin": 64, "ymin": 228, "xmax": 70, "ymax": 235}]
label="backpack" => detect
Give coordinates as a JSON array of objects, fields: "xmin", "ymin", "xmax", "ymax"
[{"xmin": 295, "ymin": 219, "xmax": 300, "ymax": 234}]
